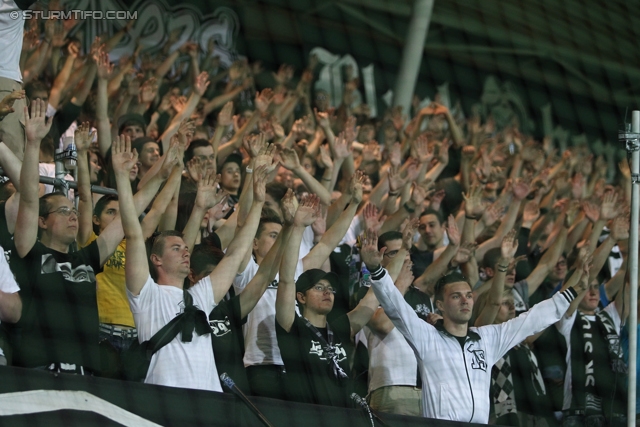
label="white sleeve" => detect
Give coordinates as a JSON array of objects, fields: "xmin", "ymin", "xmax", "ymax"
[
  {"xmin": 0, "ymin": 249, "xmax": 19, "ymax": 294},
  {"xmin": 604, "ymin": 302, "xmax": 622, "ymax": 332},
  {"xmin": 481, "ymin": 288, "xmax": 577, "ymax": 365},
  {"xmin": 233, "ymin": 258, "xmax": 258, "ymax": 293},
  {"xmin": 127, "ymin": 275, "xmax": 158, "ymax": 313},
  {"xmin": 189, "ymin": 276, "xmax": 216, "ymax": 313},
  {"xmin": 370, "ymin": 266, "xmax": 432, "ymax": 359}
]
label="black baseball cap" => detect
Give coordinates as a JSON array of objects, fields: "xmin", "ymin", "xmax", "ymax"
[
  {"xmin": 295, "ymin": 269, "xmax": 340, "ymax": 293},
  {"xmin": 118, "ymin": 113, "xmax": 147, "ymax": 134}
]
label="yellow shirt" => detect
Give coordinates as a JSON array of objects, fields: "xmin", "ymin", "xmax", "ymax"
[{"xmin": 82, "ymin": 233, "xmax": 135, "ymax": 327}]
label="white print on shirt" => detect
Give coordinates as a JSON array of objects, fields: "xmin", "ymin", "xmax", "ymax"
[
  {"xmin": 415, "ymin": 303, "xmax": 432, "ymax": 317},
  {"xmin": 309, "ymin": 340, "xmax": 347, "ymax": 362},
  {"xmin": 41, "ymin": 254, "xmax": 96, "ymax": 283},
  {"xmin": 267, "ymin": 279, "xmax": 279, "ymax": 289},
  {"xmin": 466, "ymin": 341, "xmax": 487, "ymax": 371},
  {"xmin": 210, "ymin": 318, "xmax": 232, "ymax": 337}
]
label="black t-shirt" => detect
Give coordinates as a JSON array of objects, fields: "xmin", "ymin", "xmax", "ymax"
[
  {"xmin": 404, "ymin": 286, "xmax": 434, "ymax": 320},
  {"xmin": 410, "ymin": 246, "xmax": 434, "ymax": 279},
  {"xmin": 11, "ymin": 240, "xmax": 102, "ymax": 371},
  {"xmin": 209, "ymin": 296, "xmax": 249, "ymax": 393},
  {"xmin": 276, "ymin": 314, "xmax": 353, "ymax": 408}
]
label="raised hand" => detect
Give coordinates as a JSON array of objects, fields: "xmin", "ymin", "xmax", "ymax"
[
  {"xmin": 395, "ymin": 258, "xmax": 415, "ymax": 293},
  {"xmin": 462, "ymin": 183, "xmax": 484, "ymax": 218},
  {"xmin": 24, "ymin": 99, "xmax": 53, "ymax": 145},
  {"xmin": 255, "ymin": 88, "xmax": 274, "ymax": 113},
  {"xmin": 453, "ymin": 242, "xmax": 477, "ymax": 265},
  {"xmin": 311, "ymin": 205, "xmax": 327, "ymax": 237},
  {"xmin": 610, "ymin": 216, "xmax": 630, "ymax": 241},
  {"xmin": 0, "ymin": 90, "xmax": 25, "ymax": 119},
  {"xmin": 388, "ymin": 167, "xmax": 407, "ymax": 193},
  {"xmin": 217, "ymin": 101, "xmax": 234, "ymax": 127},
  {"xmin": 446, "ymin": 214, "xmax": 461, "ymax": 246},
  {"xmin": 333, "ymin": 131, "xmax": 353, "ymax": 159},
  {"xmin": 435, "ymin": 139, "xmax": 451, "ymax": 164},
  {"xmin": 363, "ymin": 203, "xmax": 386, "ymax": 233},
  {"xmin": 139, "ymin": 77, "xmax": 159, "ymax": 104},
  {"xmin": 177, "ymin": 119, "xmax": 196, "ymax": 148},
  {"xmin": 461, "ymin": 145, "xmax": 476, "ymax": 161},
  {"xmin": 410, "ymin": 182, "xmax": 428, "ymax": 207},
  {"xmin": 186, "ymin": 156, "xmax": 205, "ymax": 182},
  {"xmin": 279, "ymin": 147, "xmax": 301, "ymax": 171},
  {"xmin": 254, "ymin": 142, "xmax": 278, "ymax": 173},
  {"xmin": 160, "ymin": 138, "xmax": 181, "ymax": 178},
  {"xmin": 111, "ymin": 135, "xmax": 138, "ymax": 176},
  {"xmin": 389, "ymin": 142, "xmax": 402, "ymax": 168},
  {"xmin": 412, "ymin": 135, "xmax": 433, "ymax": 165},
  {"xmin": 522, "ymin": 200, "xmax": 541, "ymax": 224},
  {"xmin": 360, "ymin": 228, "xmax": 386, "ymax": 268},
  {"xmin": 294, "ymin": 194, "xmax": 320, "ymax": 227},
  {"xmin": 430, "ymin": 189, "xmax": 446, "ymax": 211},
  {"xmin": 349, "ymin": 170, "xmax": 366, "ymax": 204},
  {"xmin": 94, "ymin": 50, "xmax": 114, "ymax": 80},
  {"xmin": 581, "ymin": 200, "xmax": 600, "ymax": 223},
  {"xmin": 600, "ymin": 191, "xmax": 619, "ymax": 221},
  {"xmin": 571, "ymin": 172, "xmax": 585, "ymax": 200},
  {"xmin": 280, "ymin": 189, "xmax": 299, "ymax": 225},
  {"xmin": 401, "ymin": 217, "xmax": 419, "ymax": 250},
  {"xmin": 314, "ymin": 108, "xmax": 331, "ymax": 128},
  {"xmin": 74, "ymin": 122, "xmax": 95, "ymax": 152},
  {"xmin": 317, "ymin": 145, "xmax": 334, "ymax": 169},
  {"xmin": 244, "ymin": 132, "xmax": 267, "ymax": 158},
  {"xmin": 193, "ymin": 72, "xmax": 210, "ymax": 97},
  {"xmin": 500, "ymin": 229, "xmax": 519, "ymax": 261},
  {"xmin": 196, "ymin": 171, "xmax": 224, "ymax": 209},
  {"xmin": 481, "ymin": 201, "xmax": 503, "ymax": 228}
]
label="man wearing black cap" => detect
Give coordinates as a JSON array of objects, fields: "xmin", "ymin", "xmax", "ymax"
[
  {"xmin": 275, "ymin": 196, "xmax": 381, "ymax": 407},
  {"xmin": 117, "ymin": 113, "xmax": 147, "ymax": 141}
]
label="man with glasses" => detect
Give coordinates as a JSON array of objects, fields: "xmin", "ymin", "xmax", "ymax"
[
  {"xmin": 10, "ymin": 101, "xmax": 166, "ymax": 375},
  {"xmin": 276, "ymin": 199, "xmax": 381, "ymax": 408}
]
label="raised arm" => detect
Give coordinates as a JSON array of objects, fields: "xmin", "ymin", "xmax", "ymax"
[
  {"xmin": 94, "ymin": 49, "xmax": 114, "ymax": 158},
  {"xmin": 0, "ymin": 140, "xmax": 23, "ymax": 234},
  {"xmin": 208, "ymin": 165, "xmax": 271, "ymax": 303},
  {"xmin": 238, "ymin": 190, "xmax": 297, "ymax": 317},
  {"xmin": 114, "ymin": 136, "xmax": 148, "ymax": 295},
  {"xmin": 346, "ymin": 230, "xmax": 383, "ymax": 338},
  {"xmin": 15, "ymin": 100, "xmax": 53, "ymax": 258},
  {"xmin": 302, "ymin": 171, "xmax": 364, "ymax": 270},
  {"xmin": 279, "ymin": 147, "xmax": 331, "ymax": 206},
  {"xmin": 276, "ymin": 195, "xmax": 320, "ymax": 332},
  {"xmin": 74, "ymin": 122, "xmax": 96, "ymax": 246},
  {"xmin": 474, "ymin": 230, "xmax": 517, "ymax": 327},
  {"xmin": 182, "ymin": 172, "xmax": 228, "ymax": 253}
]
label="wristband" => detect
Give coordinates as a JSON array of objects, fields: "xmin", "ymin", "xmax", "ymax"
[
  {"xmin": 322, "ymin": 177, "xmax": 331, "ymax": 181},
  {"xmin": 388, "ymin": 190, "xmax": 400, "ymax": 197},
  {"xmin": 496, "ymin": 263, "xmax": 509, "ymax": 273},
  {"xmin": 465, "ymin": 215, "xmax": 480, "ymax": 220},
  {"xmin": 245, "ymin": 167, "xmax": 253, "ymax": 173},
  {"xmin": 403, "ymin": 203, "xmax": 415, "ymax": 214}
]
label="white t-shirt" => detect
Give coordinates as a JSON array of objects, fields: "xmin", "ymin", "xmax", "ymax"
[
  {"xmin": 128, "ymin": 275, "xmax": 221, "ymax": 392},
  {"xmin": 0, "ymin": 1, "xmax": 24, "ymax": 82},
  {"xmin": 365, "ymin": 325, "xmax": 418, "ymax": 392},
  {"xmin": 0, "ymin": 243, "xmax": 19, "ymax": 359},
  {"xmin": 234, "ymin": 257, "xmax": 304, "ymax": 367}
]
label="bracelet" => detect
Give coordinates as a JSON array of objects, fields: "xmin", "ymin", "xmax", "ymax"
[
  {"xmin": 388, "ymin": 191, "xmax": 400, "ymax": 197},
  {"xmin": 245, "ymin": 167, "xmax": 253, "ymax": 173},
  {"xmin": 322, "ymin": 177, "xmax": 331, "ymax": 181},
  {"xmin": 496, "ymin": 263, "xmax": 509, "ymax": 273},
  {"xmin": 465, "ymin": 215, "xmax": 480, "ymax": 220},
  {"xmin": 403, "ymin": 203, "xmax": 415, "ymax": 214},
  {"xmin": 497, "ymin": 267, "xmax": 508, "ymax": 273}
]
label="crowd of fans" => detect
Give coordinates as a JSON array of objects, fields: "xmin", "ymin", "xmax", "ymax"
[{"xmin": 0, "ymin": 1, "xmax": 637, "ymax": 426}]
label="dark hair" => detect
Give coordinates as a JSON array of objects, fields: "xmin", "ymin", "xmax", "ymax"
[
  {"xmin": 190, "ymin": 243, "xmax": 224, "ymax": 278},
  {"xmin": 433, "ymin": 272, "xmax": 471, "ymax": 303},
  {"xmin": 93, "ymin": 194, "xmax": 119, "ymax": 235},
  {"xmin": 266, "ymin": 182, "xmax": 288, "ymax": 202},
  {"xmin": 24, "ymin": 80, "xmax": 49, "ymax": 100},
  {"xmin": 147, "ymin": 230, "xmax": 184, "ymax": 281},
  {"xmin": 419, "ymin": 208, "xmax": 444, "ymax": 225},
  {"xmin": 39, "ymin": 192, "xmax": 67, "ymax": 218},
  {"xmin": 256, "ymin": 207, "xmax": 284, "ymax": 239},
  {"xmin": 378, "ymin": 231, "xmax": 402, "ymax": 251},
  {"xmin": 184, "ymin": 139, "xmax": 211, "ymax": 164}
]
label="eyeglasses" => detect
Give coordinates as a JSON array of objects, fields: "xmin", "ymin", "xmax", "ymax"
[
  {"xmin": 47, "ymin": 206, "xmax": 78, "ymax": 217},
  {"xmin": 312, "ymin": 284, "xmax": 336, "ymax": 294}
]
